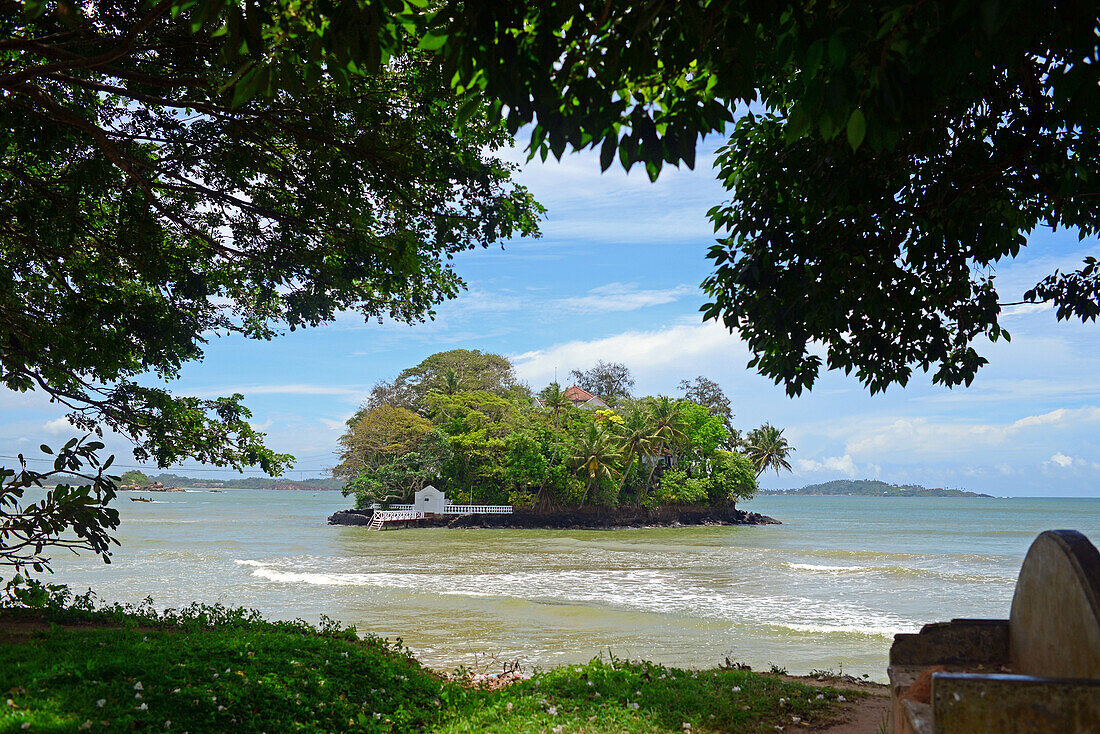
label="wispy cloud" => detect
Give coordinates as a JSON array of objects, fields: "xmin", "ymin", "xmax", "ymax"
[
  {"xmin": 845, "ymin": 406, "xmax": 1100, "ymax": 460},
  {"xmin": 556, "ymin": 283, "xmax": 697, "ymax": 313},
  {"xmin": 191, "ymin": 384, "xmax": 362, "ymax": 398},
  {"xmin": 795, "ymin": 454, "xmax": 862, "ymax": 476}
]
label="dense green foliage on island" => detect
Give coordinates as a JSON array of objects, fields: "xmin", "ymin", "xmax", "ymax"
[
  {"xmin": 337, "ymin": 350, "xmax": 795, "ymax": 512},
  {"xmin": 761, "ymin": 480, "xmax": 992, "ymax": 498},
  {"xmin": 0, "ymin": 586, "xmax": 846, "ymax": 733}
]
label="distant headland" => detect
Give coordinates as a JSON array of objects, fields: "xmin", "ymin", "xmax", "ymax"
[
  {"xmin": 761, "ymin": 479, "xmax": 992, "ymax": 498},
  {"xmin": 37, "ymin": 472, "xmax": 342, "ymax": 492}
]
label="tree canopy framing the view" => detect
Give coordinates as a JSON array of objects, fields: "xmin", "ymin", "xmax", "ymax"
[
  {"xmin": 179, "ymin": 0, "xmax": 1100, "ymax": 394},
  {"xmin": 1, "ymin": 0, "xmax": 542, "ymax": 475}
]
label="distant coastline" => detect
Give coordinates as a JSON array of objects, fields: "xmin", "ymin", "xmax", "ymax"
[
  {"xmin": 38, "ymin": 473, "xmax": 342, "ymax": 492},
  {"xmin": 761, "ymin": 479, "xmax": 992, "ymax": 498}
]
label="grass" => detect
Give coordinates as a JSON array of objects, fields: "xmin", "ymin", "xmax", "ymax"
[{"xmin": 0, "ymin": 596, "xmax": 853, "ymax": 733}]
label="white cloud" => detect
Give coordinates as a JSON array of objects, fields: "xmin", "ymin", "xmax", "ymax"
[
  {"xmin": 1044, "ymin": 452, "xmax": 1100, "ymax": 471},
  {"xmin": 191, "ymin": 384, "xmax": 362, "ymax": 398},
  {"xmin": 511, "ymin": 322, "xmax": 750, "ymax": 387},
  {"xmin": 1001, "ymin": 302, "xmax": 1052, "ymax": 318},
  {"xmin": 1049, "ymin": 452, "xmax": 1074, "ymax": 468},
  {"xmin": 794, "ymin": 454, "xmax": 860, "ymax": 476},
  {"xmin": 846, "ymin": 407, "xmax": 1100, "ymax": 461},
  {"xmin": 42, "ymin": 417, "xmax": 74, "ymax": 435},
  {"xmin": 556, "ymin": 283, "xmax": 696, "ymax": 312}
]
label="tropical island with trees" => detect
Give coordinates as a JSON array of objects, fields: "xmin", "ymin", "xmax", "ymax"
[{"xmin": 328, "ymin": 349, "xmax": 794, "ymax": 528}]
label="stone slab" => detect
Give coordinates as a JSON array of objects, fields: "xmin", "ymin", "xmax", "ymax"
[
  {"xmin": 1009, "ymin": 529, "xmax": 1100, "ymax": 679},
  {"xmin": 933, "ymin": 672, "xmax": 1100, "ymax": 733}
]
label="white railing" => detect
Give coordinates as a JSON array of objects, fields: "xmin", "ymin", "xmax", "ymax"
[
  {"xmin": 443, "ymin": 505, "xmax": 513, "ymax": 515},
  {"xmin": 372, "ymin": 509, "xmax": 424, "ymax": 523}
]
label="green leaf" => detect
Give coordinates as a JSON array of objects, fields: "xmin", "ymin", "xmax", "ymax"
[
  {"xmin": 23, "ymin": 0, "xmax": 46, "ymax": 19},
  {"xmin": 455, "ymin": 95, "xmax": 479, "ymax": 128},
  {"xmin": 846, "ymin": 109, "xmax": 866, "ymax": 150},
  {"xmin": 599, "ymin": 134, "xmax": 616, "ymax": 171},
  {"xmin": 784, "ymin": 106, "xmax": 810, "ymax": 144},
  {"xmin": 828, "ymin": 35, "xmax": 846, "ymax": 67},
  {"xmin": 417, "ymin": 32, "xmax": 448, "ymax": 51}
]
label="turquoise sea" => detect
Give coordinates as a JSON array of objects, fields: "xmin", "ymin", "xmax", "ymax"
[{"xmin": 38, "ymin": 491, "xmax": 1100, "ymax": 681}]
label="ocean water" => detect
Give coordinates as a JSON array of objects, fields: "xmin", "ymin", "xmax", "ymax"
[{"xmin": 35, "ymin": 491, "xmax": 1100, "ymax": 681}]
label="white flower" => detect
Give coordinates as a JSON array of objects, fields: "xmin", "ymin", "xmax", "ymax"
[
  {"xmin": 837, "ymin": 695, "xmax": 847, "ymax": 702},
  {"xmin": 79, "ymin": 721, "xmax": 93, "ymax": 731},
  {"xmin": 628, "ymin": 702, "xmax": 639, "ymax": 710},
  {"xmin": 815, "ymin": 694, "xmax": 824, "ymax": 700},
  {"xmin": 224, "ymin": 668, "xmax": 230, "ymax": 674},
  {"xmin": 172, "ymin": 689, "xmax": 181, "ymax": 694},
  {"xmin": 779, "ymin": 697, "xmax": 787, "ymax": 705},
  {"xmin": 217, "ymin": 706, "xmax": 226, "ymax": 712},
  {"xmin": 134, "ymin": 683, "xmax": 144, "ymax": 691},
  {"xmin": 373, "ymin": 713, "xmax": 381, "ymax": 720},
  {"xmin": 587, "ymin": 680, "xmax": 594, "ymax": 687},
  {"xmin": 505, "ymin": 703, "xmax": 513, "ymax": 712},
  {"xmin": 732, "ymin": 686, "xmax": 742, "ymax": 693},
  {"xmin": 683, "ymin": 724, "xmax": 692, "ymax": 730},
  {"xmin": 212, "ymin": 674, "xmax": 219, "ymax": 679},
  {"xmin": 95, "ymin": 699, "xmax": 106, "ymax": 708},
  {"xmin": 552, "ymin": 727, "xmax": 563, "ymax": 734},
  {"xmin": 20, "ymin": 723, "xmax": 30, "ymax": 730},
  {"xmin": 792, "ymin": 716, "xmax": 801, "ymax": 723},
  {"xmin": 164, "ymin": 721, "xmax": 171, "ymax": 729},
  {"xmin": 135, "ymin": 693, "xmax": 143, "ymax": 699},
  {"xmin": 547, "ymin": 706, "xmax": 558, "ymax": 716},
  {"xmin": 136, "ymin": 703, "xmax": 148, "ymax": 711}
]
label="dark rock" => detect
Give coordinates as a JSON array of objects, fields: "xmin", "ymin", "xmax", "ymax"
[{"xmin": 328, "ymin": 510, "xmax": 374, "ymax": 526}]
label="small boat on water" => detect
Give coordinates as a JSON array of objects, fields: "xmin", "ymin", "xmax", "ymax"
[{"xmin": 130, "ymin": 497, "xmax": 152, "ymax": 503}]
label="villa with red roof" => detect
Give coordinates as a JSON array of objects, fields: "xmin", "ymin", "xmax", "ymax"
[{"xmin": 534, "ymin": 385, "xmax": 609, "ymax": 411}]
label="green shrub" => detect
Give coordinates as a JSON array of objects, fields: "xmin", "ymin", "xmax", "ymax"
[{"xmin": 708, "ymin": 451, "xmax": 758, "ymax": 505}]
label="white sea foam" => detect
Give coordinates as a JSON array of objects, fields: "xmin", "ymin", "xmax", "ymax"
[
  {"xmin": 776, "ymin": 622, "xmax": 918, "ymax": 639},
  {"xmin": 237, "ymin": 560, "xmax": 926, "ymax": 646},
  {"xmin": 785, "ymin": 562, "xmax": 869, "ymax": 573}
]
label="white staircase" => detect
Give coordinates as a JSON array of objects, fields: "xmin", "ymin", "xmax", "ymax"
[{"xmin": 367, "ymin": 509, "xmax": 425, "ymax": 530}]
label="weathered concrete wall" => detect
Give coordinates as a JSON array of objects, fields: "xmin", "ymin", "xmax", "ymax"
[
  {"xmin": 890, "ymin": 619, "xmax": 1009, "ymax": 668},
  {"xmin": 933, "ymin": 673, "xmax": 1100, "ymax": 733},
  {"xmin": 1009, "ymin": 529, "xmax": 1100, "ymax": 679}
]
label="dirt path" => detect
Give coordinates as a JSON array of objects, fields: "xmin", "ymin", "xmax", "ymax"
[
  {"xmin": 809, "ymin": 693, "xmax": 889, "ymax": 733},
  {"xmin": 776, "ymin": 674, "xmax": 889, "ymax": 733}
]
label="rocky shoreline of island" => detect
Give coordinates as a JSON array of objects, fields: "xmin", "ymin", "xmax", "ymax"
[{"xmin": 328, "ymin": 506, "xmax": 780, "ymax": 530}]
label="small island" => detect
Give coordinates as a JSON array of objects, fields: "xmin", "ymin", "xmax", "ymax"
[
  {"xmin": 328, "ymin": 350, "xmax": 794, "ymax": 530},
  {"xmin": 760, "ymin": 479, "xmax": 992, "ymax": 497}
]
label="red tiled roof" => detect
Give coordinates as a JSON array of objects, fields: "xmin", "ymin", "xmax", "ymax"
[{"xmin": 562, "ymin": 385, "xmax": 596, "ymax": 402}]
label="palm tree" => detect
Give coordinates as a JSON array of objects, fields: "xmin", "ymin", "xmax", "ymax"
[
  {"xmin": 745, "ymin": 424, "xmax": 795, "ymax": 477},
  {"xmin": 616, "ymin": 407, "xmax": 656, "ymax": 499},
  {"xmin": 570, "ymin": 424, "xmax": 622, "ymax": 506},
  {"xmin": 441, "ymin": 368, "xmax": 461, "ymax": 395},
  {"xmin": 540, "ymin": 381, "xmax": 571, "ymax": 462},
  {"xmin": 645, "ymin": 396, "xmax": 686, "ymax": 487}
]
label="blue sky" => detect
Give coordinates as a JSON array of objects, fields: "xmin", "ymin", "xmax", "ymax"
[{"xmin": 5, "ymin": 142, "xmax": 1100, "ymax": 496}]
